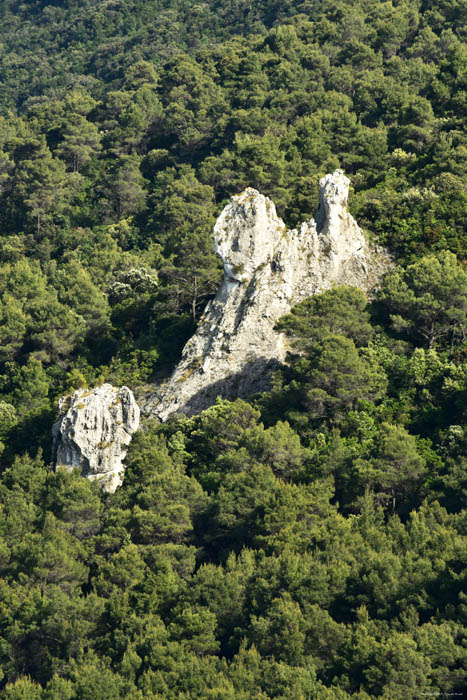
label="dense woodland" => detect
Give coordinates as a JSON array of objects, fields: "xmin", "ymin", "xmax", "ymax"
[{"xmin": 0, "ymin": 0, "xmax": 466, "ymax": 697}]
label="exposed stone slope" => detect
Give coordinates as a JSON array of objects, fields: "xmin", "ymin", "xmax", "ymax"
[
  {"xmin": 53, "ymin": 383, "xmax": 140, "ymax": 493},
  {"xmin": 143, "ymin": 170, "xmax": 390, "ymax": 420}
]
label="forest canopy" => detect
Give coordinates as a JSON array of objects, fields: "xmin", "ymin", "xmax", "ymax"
[{"xmin": 0, "ymin": 0, "xmax": 466, "ymax": 697}]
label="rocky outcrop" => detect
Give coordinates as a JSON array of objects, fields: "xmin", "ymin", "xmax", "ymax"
[
  {"xmin": 53, "ymin": 384, "xmax": 140, "ymax": 493},
  {"xmin": 143, "ymin": 170, "xmax": 390, "ymax": 421}
]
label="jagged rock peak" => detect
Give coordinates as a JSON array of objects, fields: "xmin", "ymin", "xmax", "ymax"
[
  {"xmin": 318, "ymin": 169, "xmax": 351, "ymax": 216},
  {"xmin": 142, "ymin": 169, "xmax": 390, "ymax": 420},
  {"xmin": 53, "ymin": 383, "xmax": 140, "ymax": 493},
  {"xmin": 213, "ymin": 187, "xmax": 286, "ymax": 284}
]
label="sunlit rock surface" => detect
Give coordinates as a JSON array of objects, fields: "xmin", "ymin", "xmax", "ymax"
[
  {"xmin": 53, "ymin": 383, "xmax": 140, "ymax": 492},
  {"xmin": 143, "ymin": 169, "xmax": 390, "ymax": 420}
]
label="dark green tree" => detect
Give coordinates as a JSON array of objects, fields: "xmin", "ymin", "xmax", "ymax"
[{"xmin": 379, "ymin": 252, "xmax": 467, "ymax": 352}]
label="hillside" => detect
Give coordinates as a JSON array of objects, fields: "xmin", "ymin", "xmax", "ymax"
[
  {"xmin": 0, "ymin": 0, "xmax": 341, "ymax": 110},
  {"xmin": 0, "ymin": 0, "xmax": 466, "ymax": 697}
]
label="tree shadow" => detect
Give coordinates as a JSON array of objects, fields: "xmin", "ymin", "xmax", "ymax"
[{"xmin": 172, "ymin": 355, "xmax": 285, "ymax": 417}]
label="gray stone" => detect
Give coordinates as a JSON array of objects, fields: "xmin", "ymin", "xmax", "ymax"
[
  {"xmin": 142, "ymin": 170, "xmax": 390, "ymax": 420},
  {"xmin": 53, "ymin": 383, "xmax": 140, "ymax": 493}
]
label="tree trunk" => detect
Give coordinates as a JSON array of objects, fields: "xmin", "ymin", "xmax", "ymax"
[{"xmin": 192, "ymin": 275, "xmax": 198, "ymax": 321}]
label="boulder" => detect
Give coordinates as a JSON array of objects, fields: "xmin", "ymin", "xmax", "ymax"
[{"xmin": 53, "ymin": 383, "xmax": 140, "ymax": 492}]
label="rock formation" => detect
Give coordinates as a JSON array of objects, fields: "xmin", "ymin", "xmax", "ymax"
[
  {"xmin": 143, "ymin": 169, "xmax": 390, "ymax": 420},
  {"xmin": 53, "ymin": 383, "xmax": 140, "ymax": 493}
]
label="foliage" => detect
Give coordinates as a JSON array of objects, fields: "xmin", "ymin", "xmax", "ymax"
[{"xmin": 0, "ymin": 0, "xmax": 466, "ymax": 697}]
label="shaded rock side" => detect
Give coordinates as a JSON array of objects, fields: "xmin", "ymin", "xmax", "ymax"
[
  {"xmin": 143, "ymin": 170, "xmax": 390, "ymax": 420},
  {"xmin": 53, "ymin": 383, "xmax": 140, "ymax": 493}
]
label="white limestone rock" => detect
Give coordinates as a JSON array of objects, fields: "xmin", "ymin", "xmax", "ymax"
[
  {"xmin": 143, "ymin": 169, "xmax": 390, "ymax": 420},
  {"xmin": 53, "ymin": 383, "xmax": 140, "ymax": 493}
]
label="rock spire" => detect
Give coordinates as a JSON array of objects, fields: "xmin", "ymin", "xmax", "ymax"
[{"xmin": 143, "ymin": 169, "xmax": 389, "ymax": 420}]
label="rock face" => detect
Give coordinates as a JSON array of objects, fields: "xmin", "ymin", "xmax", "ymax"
[
  {"xmin": 143, "ymin": 169, "xmax": 390, "ymax": 420},
  {"xmin": 53, "ymin": 384, "xmax": 140, "ymax": 493}
]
